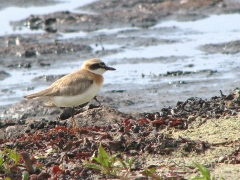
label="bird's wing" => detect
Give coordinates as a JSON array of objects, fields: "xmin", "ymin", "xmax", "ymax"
[{"xmin": 25, "ymin": 70, "xmax": 94, "ymax": 99}]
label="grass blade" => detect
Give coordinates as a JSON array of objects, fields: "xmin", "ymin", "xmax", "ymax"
[
  {"xmin": 98, "ymin": 144, "xmax": 110, "ymax": 168},
  {"xmin": 192, "ymin": 162, "xmax": 211, "ymax": 180}
]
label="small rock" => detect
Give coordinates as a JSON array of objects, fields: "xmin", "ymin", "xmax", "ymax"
[{"xmin": 218, "ymin": 156, "xmax": 227, "ymax": 163}]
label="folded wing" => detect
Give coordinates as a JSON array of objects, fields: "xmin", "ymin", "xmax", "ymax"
[{"xmin": 24, "ymin": 70, "xmax": 94, "ymax": 99}]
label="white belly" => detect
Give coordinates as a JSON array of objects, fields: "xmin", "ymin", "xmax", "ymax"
[{"xmin": 50, "ymin": 83, "xmax": 102, "ymax": 107}]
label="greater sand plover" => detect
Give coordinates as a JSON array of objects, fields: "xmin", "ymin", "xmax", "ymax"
[{"xmin": 24, "ymin": 58, "xmax": 116, "ymax": 121}]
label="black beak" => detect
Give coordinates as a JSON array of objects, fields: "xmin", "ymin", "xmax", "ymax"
[{"xmin": 104, "ymin": 66, "xmax": 116, "ymax": 71}]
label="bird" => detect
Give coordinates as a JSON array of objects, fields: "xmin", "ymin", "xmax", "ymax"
[{"xmin": 24, "ymin": 58, "xmax": 116, "ymax": 124}]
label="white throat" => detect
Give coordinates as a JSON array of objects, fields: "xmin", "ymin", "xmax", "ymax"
[{"xmin": 88, "ymin": 68, "xmax": 107, "ymax": 75}]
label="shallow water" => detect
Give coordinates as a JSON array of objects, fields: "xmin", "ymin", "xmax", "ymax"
[
  {"xmin": 104, "ymin": 14, "xmax": 240, "ymax": 86},
  {"xmin": 0, "ymin": 0, "xmax": 97, "ymax": 35},
  {"xmin": 0, "ymin": 1, "xmax": 240, "ymax": 112}
]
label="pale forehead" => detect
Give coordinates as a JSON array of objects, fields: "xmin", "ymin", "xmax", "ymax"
[{"xmin": 85, "ymin": 58, "xmax": 103, "ymax": 64}]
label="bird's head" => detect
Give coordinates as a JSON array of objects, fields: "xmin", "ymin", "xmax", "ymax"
[{"xmin": 82, "ymin": 58, "xmax": 116, "ymax": 75}]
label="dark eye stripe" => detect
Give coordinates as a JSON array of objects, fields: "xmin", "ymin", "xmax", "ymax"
[{"xmin": 89, "ymin": 63, "xmax": 104, "ymax": 70}]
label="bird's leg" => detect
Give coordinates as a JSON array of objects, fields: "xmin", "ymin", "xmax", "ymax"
[
  {"xmin": 71, "ymin": 106, "xmax": 75, "ymax": 118},
  {"xmin": 71, "ymin": 106, "xmax": 82, "ymax": 139},
  {"xmin": 71, "ymin": 106, "xmax": 77, "ymax": 127},
  {"xmin": 93, "ymin": 96, "xmax": 101, "ymax": 106}
]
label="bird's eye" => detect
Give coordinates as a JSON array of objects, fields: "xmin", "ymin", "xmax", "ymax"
[{"xmin": 99, "ymin": 62, "xmax": 105, "ymax": 66}]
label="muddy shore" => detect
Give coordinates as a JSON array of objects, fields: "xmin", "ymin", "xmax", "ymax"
[
  {"xmin": 1, "ymin": 0, "xmax": 240, "ymax": 113},
  {"xmin": 1, "ymin": 0, "xmax": 240, "ymax": 179},
  {"xmin": 1, "ymin": 90, "xmax": 240, "ymax": 179}
]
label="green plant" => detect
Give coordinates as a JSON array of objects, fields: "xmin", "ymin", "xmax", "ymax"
[
  {"xmin": 86, "ymin": 143, "xmax": 120, "ymax": 177},
  {"xmin": 117, "ymin": 156, "xmax": 134, "ymax": 177},
  {"xmin": 0, "ymin": 147, "xmax": 21, "ymax": 174},
  {"xmin": 191, "ymin": 162, "xmax": 222, "ymax": 180},
  {"xmin": 86, "ymin": 143, "xmax": 135, "ymax": 178},
  {"xmin": 22, "ymin": 171, "xmax": 29, "ymax": 180},
  {"xmin": 141, "ymin": 167, "xmax": 163, "ymax": 180}
]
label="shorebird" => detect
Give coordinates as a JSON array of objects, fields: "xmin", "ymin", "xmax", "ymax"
[{"xmin": 24, "ymin": 58, "xmax": 116, "ymax": 123}]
